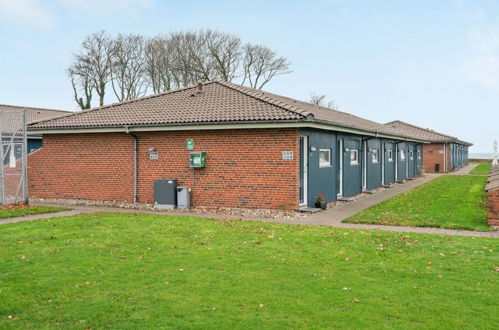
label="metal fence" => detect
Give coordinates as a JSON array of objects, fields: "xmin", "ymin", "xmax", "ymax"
[{"xmin": 0, "ymin": 109, "xmax": 28, "ymax": 205}]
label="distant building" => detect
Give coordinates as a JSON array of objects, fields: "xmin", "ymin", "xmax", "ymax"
[
  {"xmin": 0, "ymin": 104, "xmax": 70, "ymax": 167},
  {"xmin": 385, "ymin": 120, "xmax": 472, "ymax": 173}
]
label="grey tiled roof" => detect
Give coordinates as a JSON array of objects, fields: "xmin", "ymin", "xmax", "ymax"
[
  {"xmin": 0, "ymin": 104, "xmax": 70, "ymax": 136},
  {"xmin": 28, "ymin": 81, "xmax": 424, "ymax": 141},
  {"xmin": 385, "ymin": 120, "xmax": 472, "ymax": 146},
  {"xmin": 0, "ymin": 104, "xmax": 70, "ymax": 124}
]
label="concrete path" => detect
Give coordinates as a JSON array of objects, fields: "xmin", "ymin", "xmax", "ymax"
[
  {"xmin": 0, "ymin": 209, "xmax": 84, "ymax": 225},
  {"xmin": 450, "ymin": 163, "xmax": 478, "ymax": 175}
]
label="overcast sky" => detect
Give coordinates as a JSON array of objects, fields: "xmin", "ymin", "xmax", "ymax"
[{"xmin": 0, "ymin": 0, "xmax": 497, "ymax": 153}]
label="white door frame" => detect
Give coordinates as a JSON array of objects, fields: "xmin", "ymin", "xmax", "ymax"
[
  {"xmin": 300, "ymin": 135, "xmax": 308, "ymax": 206},
  {"xmin": 338, "ymin": 139, "xmax": 343, "ymax": 197}
]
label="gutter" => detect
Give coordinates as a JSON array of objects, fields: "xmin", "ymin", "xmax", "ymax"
[
  {"xmin": 125, "ymin": 125, "xmax": 138, "ymax": 203},
  {"xmin": 29, "ymin": 119, "xmax": 428, "ymax": 144}
]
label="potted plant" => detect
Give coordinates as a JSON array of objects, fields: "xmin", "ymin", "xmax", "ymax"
[{"xmin": 315, "ymin": 194, "xmax": 327, "ymax": 210}]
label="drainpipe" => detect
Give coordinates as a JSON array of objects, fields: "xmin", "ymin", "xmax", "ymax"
[
  {"xmin": 125, "ymin": 126, "xmax": 138, "ymax": 203},
  {"xmin": 443, "ymin": 142, "xmax": 447, "ymax": 173}
]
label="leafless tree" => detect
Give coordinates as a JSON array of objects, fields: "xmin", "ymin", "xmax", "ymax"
[
  {"xmin": 309, "ymin": 92, "xmax": 338, "ymax": 110},
  {"xmin": 67, "ymin": 63, "xmax": 93, "ymax": 110},
  {"xmin": 70, "ymin": 30, "xmax": 292, "ymax": 105},
  {"xmin": 144, "ymin": 37, "xmax": 173, "ymax": 94},
  {"xmin": 241, "ymin": 44, "xmax": 291, "ymax": 89},
  {"xmin": 72, "ymin": 31, "xmax": 113, "ymax": 107},
  {"xmin": 204, "ymin": 30, "xmax": 242, "ymax": 81},
  {"xmin": 110, "ymin": 34, "xmax": 147, "ymax": 101}
]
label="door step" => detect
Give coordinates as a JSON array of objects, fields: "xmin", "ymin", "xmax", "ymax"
[
  {"xmin": 382, "ymin": 184, "xmax": 393, "ymax": 188},
  {"xmin": 337, "ymin": 197, "xmax": 354, "ymax": 202},
  {"xmin": 299, "ymin": 207, "xmax": 322, "ymax": 213}
]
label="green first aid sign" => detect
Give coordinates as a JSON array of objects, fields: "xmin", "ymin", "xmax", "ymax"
[{"xmin": 186, "ymin": 139, "xmax": 194, "ymax": 150}]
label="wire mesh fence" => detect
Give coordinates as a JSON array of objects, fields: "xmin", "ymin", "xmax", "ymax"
[{"xmin": 0, "ymin": 109, "xmax": 28, "ymax": 205}]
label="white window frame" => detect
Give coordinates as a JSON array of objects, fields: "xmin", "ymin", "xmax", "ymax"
[
  {"xmin": 371, "ymin": 149, "xmax": 379, "ymax": 163},
  {"xmin": 400, "ymin": 149, "xmax": 406, "ymax": 161},
  {"xmin": 387, "ymin": 149, "xmax": 393, "ymax": 162},
  {"xmin": 350, "ymin": 149, "xmax": 359, "ymax": 165},
  {"xmin": 319, "ymin": 149, "xmax": 332, "ymax": 168},
  {"xmin": 417, "ymin": 150, "xmax": 421, "ymax": 160},
  {"xmin": 409, "ymin": 150, "xmax": 414, "ymax": 160}
]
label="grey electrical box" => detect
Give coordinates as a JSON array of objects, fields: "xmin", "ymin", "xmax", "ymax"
[
  {"xmin": 177, "ymin": 186, "xmax": 190, "ymax": 209},
  {"xmin": 154, "ymin": 179, "xmax": 177, "ymax": 209}
]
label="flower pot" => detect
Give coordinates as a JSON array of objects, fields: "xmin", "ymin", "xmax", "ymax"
[{"xmin": 315, "ymin": 201, "xmax": 327, "ymax": 210}]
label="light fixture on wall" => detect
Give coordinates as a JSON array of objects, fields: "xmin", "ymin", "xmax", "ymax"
[
  {"xmin": 148, "ymin": 147, "xmax": 156, "ymax": 152},
  {"xmin": 310, "ymin": 146, "xmax": 317, "ymax": 152}
]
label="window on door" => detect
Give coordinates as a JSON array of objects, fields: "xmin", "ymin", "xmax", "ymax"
[
  {"xmin": 319, "ymin": 149, "xmax": 331, "ymax": 167},
  {"xmin": 350, "ymin": 149, "xmax": 359, "ymax": 165},
  {"xmin": 409, "ymin": 150, "xmax": 414, "ymax": 160},
  {"xmin": 372, "ymin": 149, "xmax": 379, "ymax": 163},
  {"xmin": 400, "ymin": 149, "xmax": 406, "ymax": 161},
  {"xmin": 387, "ymin": 150, "xmax": 393, "ymax": 162},
  {"xmin": 417, "ymin": 150, "xmax": 421, "ymax": 159}
]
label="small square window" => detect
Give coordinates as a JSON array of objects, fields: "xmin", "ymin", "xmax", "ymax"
[
  {"xmin": 400, "ymin": 149, "xmax": 406, "ymax": 161},
  {"xmin": 387, "ymin": 150, "xmax": 394, "ymax": 162},
  {"xmin": 372, "ymin": 149, "xmax": 379, "ymax": 163},
  {"xmin": 350, "ymin": 149, "xmax": 359, "ymax": 165},
  {"xmin": 319, "ymin": 149, "xmax": 331, "ymax": 167}
]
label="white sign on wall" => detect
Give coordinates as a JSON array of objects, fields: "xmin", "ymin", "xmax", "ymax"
[{"xmin": 282, "ymin": 151, "xmax": 294, "ymax": 160}]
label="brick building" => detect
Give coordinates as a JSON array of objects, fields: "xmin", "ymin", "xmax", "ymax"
[
  {"xmin": 28, "ymin": 81, "xmax": 426, "ymax": 210},
  {"xmin": 385, "ymin": 121, "xmax": 472, "ymax": 173},
  {"xmin": 486, "ymin": 165, "xmax": 499, "ymax": 228}
]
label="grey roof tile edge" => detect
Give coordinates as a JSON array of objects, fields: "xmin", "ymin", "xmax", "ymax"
[
  {"xmin": 215, "ymin": 81, "xmax": 311, "ymax": 118},
  {"xmin": 0, "ymin": 103, "xmax": 70, "ymax": 113},
  {"xmin": 385, "ymin": 120, "xmax": 472, "ymax": 146},
  {"xmin": 28, "ymin": 82, "xmax": 216, "ymax": 128}
]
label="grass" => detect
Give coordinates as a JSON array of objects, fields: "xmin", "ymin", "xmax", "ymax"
[
  {"xmin": 469, "ymin": 162, "xmax": 492, "ymax": 175},
  {"xmin": 0, "ymin": 205, "xmax": 69, "ymax": 220},
  {"xmin": 344, "ymin": 175, "xmax": 489, "ymax": 231},
  {"xmin": 0, "ymin": 213, "xmax": 497, "ymax": 329}
]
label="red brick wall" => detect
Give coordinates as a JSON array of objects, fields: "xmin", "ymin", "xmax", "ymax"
[
  {"xmin": 423, "ymin": 143, "xmax": 451, "ymax": 173},
  {"xmin": 28, "ymin": 129, "xmax": 300, "ymax": 210},
  {"xmin": 487, "ymin": 190, "xmax": 499, "ymax": 227}
]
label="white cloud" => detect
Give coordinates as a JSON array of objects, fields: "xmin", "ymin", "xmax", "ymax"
[
  {"xmin": 0, "ymin": 0, "xmax": 54, "ymax": 29},
  {"xmin": 58, "ymin": 0, "xmax": 153, "ymax": 16},
  {"xmin": 465, "ymin": 27, "xmax": 499, "ymax": 91}
]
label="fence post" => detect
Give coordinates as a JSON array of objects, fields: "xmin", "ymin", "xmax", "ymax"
[
  {"xmin": 0, "ymin": 111, "xmax": 3, "ymax": 205},
  {"xmin": 22, "ymin": 109, "xmax": 28, "ymax": 204}
]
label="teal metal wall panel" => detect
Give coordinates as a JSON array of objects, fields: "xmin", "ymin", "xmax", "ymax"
[
  {"xmin": 300, "ymin": 128, "xmax": 338, "ymax": 206},
  {"xmin": 396, "ymin": 142, "xmax": 407, "ymax": 182},
  {"xmin": 407, "ymin": 143, "xmax": 416, "ymax": 178},
  {"xmin": 383, "ymin": 141, "xmax": 396, "ymax": 184},
  {"xmin": 342, "ymin": 135, "xmax": 363, "ymax": 197},
  {"xmin": 366, "ymin": 138, "xmax": 382, "ymax": 190},
  {"xmin": 416, "ymin": 144, "xmax": 423, "ymax": 175}
]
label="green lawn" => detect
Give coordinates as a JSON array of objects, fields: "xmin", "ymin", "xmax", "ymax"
[
  {"xmin": 469, "ymin": 162, "xmax": 492, "ymax": 175},
  {"xmin": 0, "ymin": 205, "xmax": 69, "ymax": 220},
  {"xmin": 0, "ymin": 213, "xmax": 497, "ymax": 329},
  {"xmin": 344, "ymin": 175, "xmax": 489, "ymax": 231}
]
